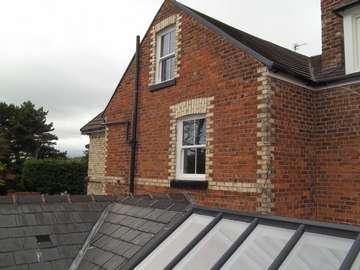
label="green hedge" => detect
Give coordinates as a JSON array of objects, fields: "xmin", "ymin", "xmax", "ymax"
[{"xmin": 22, "ymin": 159, "xmax": 87, "ymax": 194}]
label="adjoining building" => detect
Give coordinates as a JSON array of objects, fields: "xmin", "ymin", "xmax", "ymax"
[{"xmin": 82, "ymin": 0, "xmax": 360, "ymax": 226}]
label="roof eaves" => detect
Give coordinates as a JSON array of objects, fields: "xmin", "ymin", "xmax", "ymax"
[
  {"xmin": 334, "ymin": 0, "xmax": 360, "ymax": 16},
  {"xmin": 270, "ymin": 63, "xmax": 315, "ymax": 85},
  {"xmin": 171, "ymin": 0, "xmax": 274, "ymax": 69},
  {"xmin": 80, "ymin": 127, "xmax": 106, "ymax": 135},
  {"xmin": 80, "ymin": 112, "xmax": 106, "ymax": 135},
  {"xmin": 314, "ymin": 71, "xmax": 360, "ymax": 86}
]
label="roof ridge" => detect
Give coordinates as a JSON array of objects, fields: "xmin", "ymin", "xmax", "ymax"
[
  {"xmin": 0, "ymin": 193, "xmax": 192, "ymax": 206},
  {"xmin": 181, "ymin": 1, "xmax": 311, "ymax": 60},
  {"xmin": 172, "ymin": 0, "xmax": 315, "ymax": 81}
]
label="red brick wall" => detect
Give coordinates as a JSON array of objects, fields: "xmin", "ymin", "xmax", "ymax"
[
  {"xmin": 271, "ymin": 78, "xmax": 360, "ymax": 225},
  {"xmin": 321, "ymin": 0, "xmax": 344, "ymax": 70},
  {"xmin": 105, "ymin": 61, "xmax": 134, "ymax": 178},
  {"xmin": 103, "ymin": 0, "xmax": 262, "ymax": 211},
  {"xmin": 271, "ymin": 78, "xmax": 316, "ymax": 219},
  {"xmin": 99, "ymin": 0, "xmax": 360, "ymax": 226},
  {"xmin": 314, "ymin": 84, "xmax": 360, "ymax": 225}
]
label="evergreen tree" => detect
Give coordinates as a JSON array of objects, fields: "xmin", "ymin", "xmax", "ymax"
[{"xmin": 0, "ymin": 101, "xmax": 66, "ymax": 173}]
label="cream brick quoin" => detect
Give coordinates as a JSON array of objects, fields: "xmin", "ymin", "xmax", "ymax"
[
  {"xmin": 149, "ymin": 14, "xmax": 182, "ymax": 85},
  {"xmin": 87, "ymin": 132, "xmax": 107, "ymax": 195},
  {"xmin": 256, "ymin": 67, "xmax": 274, "ymax": 213}
]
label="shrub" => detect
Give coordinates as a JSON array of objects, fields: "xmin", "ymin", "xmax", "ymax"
[{"xmin": 22, "ymin": 159, "xmax": 87, "ymax": 194}]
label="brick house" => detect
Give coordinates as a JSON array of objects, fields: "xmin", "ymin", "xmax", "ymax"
[{"xmin": 82, "ymin": 0, "xmax": 360, "ymax": 225}]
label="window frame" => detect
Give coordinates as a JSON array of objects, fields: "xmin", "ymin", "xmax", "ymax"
[
  {"xmin": 176, "ymin": 115, "xmax": 207, "ymax": 181},
  {"xmin": 343, "ymin": 6, "xmax": 360, "ymax": 74},
  {"xmin": 156, "ymin": 25, "xmax": 176, "ymax": 83}
]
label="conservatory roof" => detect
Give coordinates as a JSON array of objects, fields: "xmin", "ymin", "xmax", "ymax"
[
  {"xmin": 1, "ymin": 194, "xmax": 360, "ymax": 270},
  {"xmin": 72, "ymin": 202, "xmax": 360, "ymax": 270}
]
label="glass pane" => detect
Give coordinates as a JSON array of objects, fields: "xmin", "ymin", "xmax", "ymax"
[
  {"xmin": 183, "ymin": 120, "xmax": 194, "ymax": 146},
  {"xmin": 351, "ymin": 251, "xmax": 360, "ymax": 270},
  {"xmin": 169, "ymin": 56, "xmax": 175, "ymax": 79},
  {"xmin": 195, "ymin": 119, "xmax": 206, "ymax": 145},
  {"xmin": 135, "ymin": 214, "xmax": 213, "ymax": 270},
  {"xmin": 183, "ymin": 148, "xmax": 195, "ymax": 174},
  {"xmin": 161, "ymin": 57, "xmax": 175, "ymax": 82},
  {"xmin": 161, "ymin": 32, "xmax": 170, "ymax": 57},
  {"xmin": 355, "ymin": 17, "xmax": 360, "ymax": 68},
  {"xmin": 279, "ymin": 232, "xmax": 354, "ymax": 270},
  {"xmin": 196, "ymin": 148, "xmax": 206, "ymax": 174},
  {"xmin": 222, "ymin": 225, "xmax": 295, "ymax": 270},
  {"xmin": 161, "ymin": 60, "xmax": 169, "ymax": 82},
  {"xmin": 174, "ymin": 219, "xmax": 250, "ymax": 270},
  {"xmin": 169, "ymin": 29, "xmax": 176, "ymax": 53}
]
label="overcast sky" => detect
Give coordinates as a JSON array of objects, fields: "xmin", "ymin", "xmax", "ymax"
[{"xmin": 0, "ymin": 0, "xmax": 321, "ymax": 157}]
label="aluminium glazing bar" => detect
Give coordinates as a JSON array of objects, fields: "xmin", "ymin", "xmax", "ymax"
[
  {"xmin": 267, "ymin": 224, "xmax": 305, "ymax": 270},
  {"xmin": 163, "ymin": 213, "xmax": 223, "ymax": 270},
  {"xmin": 127, "ymin": 208, "xmax": 193, "ymax": 270},
  {"xmin": 340, "ymin": 233, "xmax": 360, "ymax": 270},
  {"xmin": 210, "ymin": 218, "xmax": 259, "ymax": 270}
]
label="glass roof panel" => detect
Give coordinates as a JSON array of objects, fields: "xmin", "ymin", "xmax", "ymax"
[
  {"xmin": 221, "ymin": 224, "xmax": 295, "ymax": 270},
  {"xmin": 173, "ymin": 218, "xmax": 250, "ymax": 270},
  {"xmin": 134, "ymin": 214, "xmax": 213, "ymax": 270},
  {"xmin": 279, "ymin": 232, "xmax": 354, "ymax": 270},
  {"xmin": 351, "ymin": 251, "xmax": 360, "ymax": 270}
]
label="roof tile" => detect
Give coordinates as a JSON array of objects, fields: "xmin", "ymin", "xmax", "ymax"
[
  {"xmin": 0, "ymin": 215, "xmax": 17, "ymax": 227},
  {"xmin": 16, "ymin": 195, "xmax": 43, "ymax": 205},
  {"xmin": 14, "ymin": 249, "xmax": 39, "ymax": 265},
  {"xmin": 28, "ymin": 262, "xmax": 51, "ymax": 270},
  {"xmin": 0, "ymin": 196, "xmax": 13, "ymax": 204},
  {"xmin": 102, "ymin": 255, "xmax": 125, "ymax": 270},
  {"xmin": 0, "ymin": 253, "xmax": 15, "ymax": 267}
]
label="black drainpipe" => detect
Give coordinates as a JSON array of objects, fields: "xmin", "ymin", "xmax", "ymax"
[{"xmin": 129, "ymin": 35, "xmax": 141, "ymax": 195}]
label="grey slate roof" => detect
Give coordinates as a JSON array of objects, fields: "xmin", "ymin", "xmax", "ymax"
[
  {"xmin": 2, "ymin": 193, "xmax": 360, "ymax": 269},
  {"xmin": 80, "ymin": 112, "xmax": 105, "ymax": 135},
  {"xmin": 175, "ymin": 2, "xmax": 314, "ymax": 81},
  {"xmin": 75, "ymin": 202, "xmax": 188, "ymax": 270},
  {"xmin": 172, "ymin": 0, "xmax": 353, "ymax": 85},
  {"xmin": 0, "ymin": 195, "xmax": 111, "ymax": 270},
  {"xmin": 0, "ymin": 194, "xmax": 191, "ymax": 270}
]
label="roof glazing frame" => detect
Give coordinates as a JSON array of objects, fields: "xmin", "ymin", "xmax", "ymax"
[{"xmin": 130, "ymin": 205, "xmax": 360, "ymax": 270}]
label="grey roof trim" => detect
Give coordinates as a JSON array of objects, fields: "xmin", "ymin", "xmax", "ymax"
[
  {"xmin": 194, "ymin": 205, "xmax": 360, "ymax": 235},
  {"xmin": 171, "ymin": 0, "xmax": 274, "ymax": 68},
  {"xmin": 315, "ymin": 70, "xmax": 360, "ymax": 85},
  {"xmin": 340, "ymin": 234, "xmax": 360, "ymax": 270}
]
